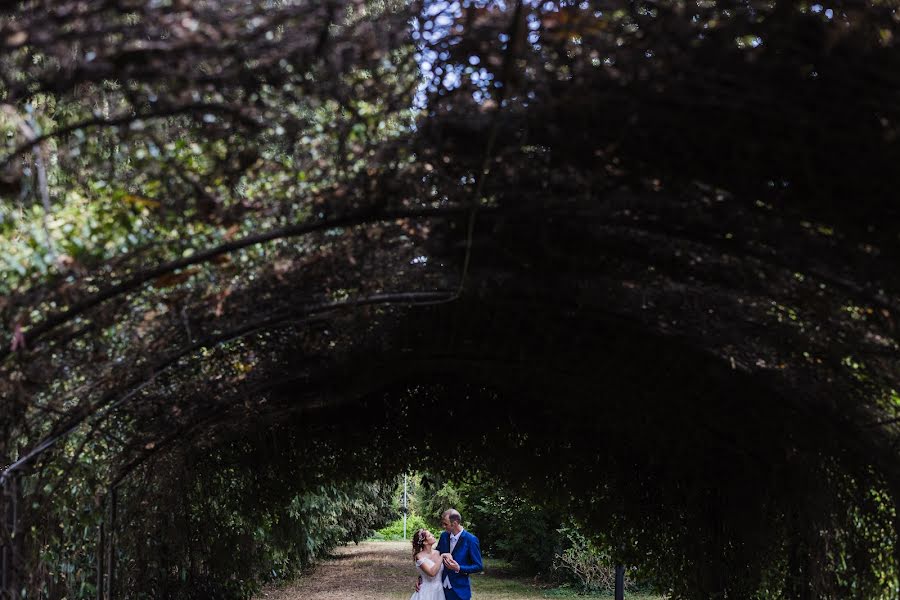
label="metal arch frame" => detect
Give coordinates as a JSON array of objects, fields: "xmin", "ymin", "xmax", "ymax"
[{"xmin": 1, "ymin": 473, "xmax": 20, "ymax": 600}]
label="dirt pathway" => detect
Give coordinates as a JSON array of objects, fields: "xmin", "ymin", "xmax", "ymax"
[
  {"xmin": 256, "ymin": 541, "xmax": 665, "ymax": 600},
  {"xmin": 257, "ymin": 541, "xmax": 419, "ymax": 600}
]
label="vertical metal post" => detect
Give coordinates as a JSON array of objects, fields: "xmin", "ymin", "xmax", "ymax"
[
  {"xmin": 1, "ymin": 473, "xmax": 20, "ymax": 600},
  {"xmin": 614, "ymin": 564, "xmax": 625, "ymax": 600},
  {"xmin": 1, "ymin": 478, "xmax": 8, "ymax": 600},
  {"xmin": 0, "ymin": 541, "xmax": 5, "ymax": 599},
  {"xmin": 96, "ymin": 518, "xmax": 105, "ymax": 600},
  {"xmin": 106, "ymin": 488, "xmax": 117, "ymax": 600},
  {"xmin": 402, "ymin": 474, "xmax": 408, "ymax": 539},
  {"xmin": 10, "ymin": 476, "xmax": 16, "ymax": 600}
]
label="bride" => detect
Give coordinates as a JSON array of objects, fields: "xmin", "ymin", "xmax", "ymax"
[{"xmin": 409, "ymin": 528, "xmax": 444, "ymax": 600}]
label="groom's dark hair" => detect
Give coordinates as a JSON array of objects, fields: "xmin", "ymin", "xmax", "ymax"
[{"xmin": 444, "ymin": 508, "xmax": 462, "ymax": 524}]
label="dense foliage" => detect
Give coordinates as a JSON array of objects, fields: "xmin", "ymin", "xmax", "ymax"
[
  {"xmin": 413, "ymin": 473, "xmax": 563, "ymax": 574},
  {"xmin": 117, "ymin": 446, "xmax": 396, "ymax": 599},
  {"xmin": 411, "ymin": 473, "xmax": 646, "ymax": 594},
  {"xmin": 29, "ymin": 428, "xmax": 398, "ymax": 599},
  {"xmin": 0, "ymin": 1, "xmax": 898, "ymax": 599},
  {"xmin": 373, "ymin": 515, "xmax": 430, "ymax": 541}
]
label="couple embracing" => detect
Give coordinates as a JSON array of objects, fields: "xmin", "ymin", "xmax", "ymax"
[{"xmin": 410, "ymin": 508, "xmax": 483, "ymax": 600}]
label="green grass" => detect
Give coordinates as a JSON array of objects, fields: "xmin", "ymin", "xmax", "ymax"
[{"xmin": 476, "ymin": 558, "xmax": 665, "ymax": 600}]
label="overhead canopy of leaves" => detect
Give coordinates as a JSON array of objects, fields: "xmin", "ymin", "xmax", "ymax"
[{"xmin": 0, "ymin": 1, "xmax": 898, "ymax": 599}]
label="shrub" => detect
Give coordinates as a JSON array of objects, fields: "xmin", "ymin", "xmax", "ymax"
[
  {"xmin": 551, "ymin": 527, "xmax": 631, "ymax": 594},
  {"xmin": 461, "ymin": 481, "xmax": 563, "ymax": 574},
  {"xmin": 373, "ymin": 514, "xmax": 430, "ymax": 541}
]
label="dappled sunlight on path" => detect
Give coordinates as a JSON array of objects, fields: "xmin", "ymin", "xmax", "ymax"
[
  {"xmin": 258, "ymin": 541, "xmax": 415, "ymax": 600},
  {"xmin": 257, "ymin": 540, "xmax": 665, "ymax": 600}
]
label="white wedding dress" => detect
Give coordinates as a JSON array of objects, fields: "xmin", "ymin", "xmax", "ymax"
[{"xmin": 409, "ymin": 555, "xmax": 445, "ymax": 600}]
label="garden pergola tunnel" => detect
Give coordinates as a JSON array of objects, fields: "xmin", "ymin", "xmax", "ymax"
[
  {"xmin": 0, "ymin": 1, "xmax": 899, "ymax": 598},
  {"xmin": 2, "ymin": 196, "xmax": 899, "ymax": 599}
]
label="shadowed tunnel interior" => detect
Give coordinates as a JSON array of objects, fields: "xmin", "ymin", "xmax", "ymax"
[
  {"xmin": 104, "ymin": 281, "xmax": 894, "ymax": 599},
  {"xmin": 0, "ymin": 2, "xmax": 899, "ymax": 599},
  {"xmin": 2, "ymin": 197, "xmax": 898, "ymax": 600}
]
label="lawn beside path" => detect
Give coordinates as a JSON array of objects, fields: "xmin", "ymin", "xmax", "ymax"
[{"xmin": 256, "ymin": 540, "xmax": 664, "ymax": 600}]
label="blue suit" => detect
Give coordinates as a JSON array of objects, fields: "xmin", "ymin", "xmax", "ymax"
[{"xmin": 435, "ymin": 529, "xmax": 483, "ymax": 600}]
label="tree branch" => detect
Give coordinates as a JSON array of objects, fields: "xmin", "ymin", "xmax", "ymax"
[
  {"xmin": 0, "ymin": 101, "xmax": 262, "ymax": 172},
  {"xmin": 0, "ymin": 289, "xmax": 454, "ymax": 483}
]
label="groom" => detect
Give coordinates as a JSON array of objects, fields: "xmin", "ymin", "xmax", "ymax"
[{"xmin": 419, "ymin": 508, "xmax": 483, "ymax": 600}]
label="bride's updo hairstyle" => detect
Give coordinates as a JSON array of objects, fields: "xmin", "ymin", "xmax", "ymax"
[{"xmin": 412, "ymin": 528, "xmax": 428, "ymax": 558}]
